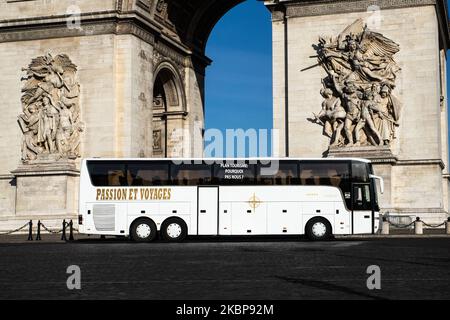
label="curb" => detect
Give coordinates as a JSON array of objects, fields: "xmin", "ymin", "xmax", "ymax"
[{"xmin": 336, "ymin": 234, "xmax": 450, "ymax": 239}]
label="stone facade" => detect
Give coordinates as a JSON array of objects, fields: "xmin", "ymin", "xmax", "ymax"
[
  {"xmin": 0, "ymin": 0, "xmax": 216, "ymax": 230},
  {"xmin": 0, "ymin": 0, "xmax": 448, "ymax": 230},
  {"xmin": 267, "ymin": 0, "xmax": 450, "ymax": 223}
]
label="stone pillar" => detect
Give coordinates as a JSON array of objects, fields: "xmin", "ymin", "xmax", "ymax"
[
  {"xmin": 166, "ymin": 112, "xmax": 188, "ymax": 157},
  {"xmin": 266, "ymin": 0, "xmax": 450, "ymax": 224},
  {"xmin": 11, "ymin": 162, "xmax": 79, "ymax": 223}
]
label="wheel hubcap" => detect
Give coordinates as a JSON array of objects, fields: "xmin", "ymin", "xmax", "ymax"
[
  {"xmin": 136, "ymin": 223, "xmax": 151, "ymax": 238},
  {"xmin": 166, "ymin": 223, "xmax": 182, "ymax": 239},
  {"xmin": 312, "ymin": 222, "xmax": 327, "ymax": 238}
]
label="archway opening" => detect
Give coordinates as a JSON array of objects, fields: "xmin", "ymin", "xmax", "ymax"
[
  {"xmin": 152, "ymin": 66, "xmax": 185, "ymax": 158},
  {"xmin": 204, "ymin": 0, "xmax": 273, "ymax": 157}
]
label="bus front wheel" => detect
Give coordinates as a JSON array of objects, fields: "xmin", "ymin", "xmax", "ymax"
[
  {"xmin": 161, "ymin": 218, "xmax": 187, "ymax": 242},
  {"xmin": 305, "ymin": 218, "xmax": 332, "ymax": 241},
  {"xmin": 130, "ymin": 218, "xmax": 157, "ymax": 242}
]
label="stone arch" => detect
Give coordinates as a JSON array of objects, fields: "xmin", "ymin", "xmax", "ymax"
[
  {"xmin": 149, "ymin": 0, "xmax": 265, "ymax": 158},
  {"xmin": 153, "ymin": 61, "xmax": 186, "ymax": 112},
  {"xmin": 184, "ymin": 0, "xmax": 246, "ymax": 53},
  {"xmin": 152, "ymin": 61, "xmax": 187, "ymax": 157}
]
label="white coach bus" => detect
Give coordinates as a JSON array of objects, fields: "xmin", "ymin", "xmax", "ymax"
[{"xmin": 78, "ymin": 158, "xmax": 384, "ymax": 242}]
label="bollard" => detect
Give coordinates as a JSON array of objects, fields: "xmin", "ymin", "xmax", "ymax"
[
  {"xmin": 446, "ymin": 217, "xmax": 450, "ymax": 235},
  {"xmin": 69, "ymin": 220, "xmax": 74, "ymax": 241},
  {"xmin": 61, "ymin": 219, "xmax": 67, "ymax": 241},
  {"xmin": 414, "ymin": 217, "xmax": 423, "ymax": 235},
  {"xmin": 381, "ymin": 216, "xmax": 389, "ymax": 235},
  {"xmin": 27, "ymin": 220, "xmax": 33, "ymax": 241},
  {"xmin": 35, "ymin": 220, "xmax": 42, "ymax": 241}
]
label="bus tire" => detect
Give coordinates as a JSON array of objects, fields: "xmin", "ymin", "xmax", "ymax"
[
  {"xmin": 305, "ymin": 217, "xmax": 332, "ymax": 241},
  {"xmin": 130, "ymin": 218, "xmax": 157, "ymax": 242},
  {"xmin": 160, "ymin": 218, "xmax": 187, "ymax": 242}
]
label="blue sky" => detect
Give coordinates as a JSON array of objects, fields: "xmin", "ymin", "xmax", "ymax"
[
  {"xmin": 205, "ymin": 0, "xmax": 272, "ymax": 157},
  {"xmin": 205, "ymin": 0, "xmax": 450, "ymax": 157}
]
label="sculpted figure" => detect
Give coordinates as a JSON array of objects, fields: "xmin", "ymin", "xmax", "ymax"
[
  {"xmin": 354, "ymin": 90, "xmax": 382, "ymax": 146},
  {"xmin": 18, "ymin": 104, "xmax": 42, "ymax": 161},
  {"xmin": 19, "ymin": 53, "xmax": 83, "ymax": 162},
  {"xmin": 56, "ymin": 103, "xmax": 74, "ymax": 155},
  {"xmin": 314, "ymin": 88, "xmax": 347, "ymax": 146},
  {"xmin": 372, "ymin": 85, "xmax": 401, "ymax": 146},
  {"xmin": 331, "ymin": 76, "xmax": 361, "ymax": 146},
  {"xmin": 312, "ymin": 19, "xmax": 402, "ymax": 148},
  {"xmin": 39, "ymin": 96, "xmax": 59, "ymax": 153}
]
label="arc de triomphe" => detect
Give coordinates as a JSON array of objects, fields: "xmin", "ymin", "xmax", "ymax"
[{"xmin": 0, "ymin": 0, "xmax": 449, "ymax": 229}]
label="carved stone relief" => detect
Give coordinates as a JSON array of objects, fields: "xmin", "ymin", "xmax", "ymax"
[
  {"xmin": 310, "ymin": 19, "xmax": 402, "ymax": 148},
  {"xmin": 153, "ymin": 130, "xmax": 163, "ymax": 152},
  {"xmin": 155, "ymin": 0, "xmax": 169, "ymax": 19},
  {"xmin": 152, "ymin": 44, "xmax": 186, "ymax": 84},
  {"xmin": 136, "ymin": 0, "xmax": 152, "ymax": 11},
  {"xmin": 18, "ymin": 53, "xmax": 84, "ymax": 163}
]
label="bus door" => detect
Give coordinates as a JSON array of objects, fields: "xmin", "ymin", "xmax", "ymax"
[
  {"xmin": 351, "ymin": 183, "xmax": 373, "ymax": 234},
  {"xmin": 197, "ymin": 186, "xmax": 219, "ymax": 235}
]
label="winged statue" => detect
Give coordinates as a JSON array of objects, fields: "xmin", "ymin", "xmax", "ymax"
[{"xmin": 312, "ymin": 19, "xmax": 402, "ymax": 148}]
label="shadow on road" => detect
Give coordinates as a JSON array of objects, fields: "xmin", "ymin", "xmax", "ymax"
[
  {"xmin": 73, "ymin": 235, "xmax": 360, "ymax": 244},
  {"xmin": 274, "ymin": 275, "xmax": 388, "ymax": 300}
]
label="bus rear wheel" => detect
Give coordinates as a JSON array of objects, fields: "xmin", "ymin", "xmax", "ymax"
[
  {"xmin": 305, "ymin": 218, "xmax": 332, "ymax": 241},
  {"xmin": 130, "ymin": 218, "xmax": 157, "ymax": 242},
  {"xmin": 161, "ymin": 218, "xmax": 187, "ymax": 242}
]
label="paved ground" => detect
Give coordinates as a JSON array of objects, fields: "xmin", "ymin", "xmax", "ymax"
[{"xmin": 0, "ymin": 236, "xmax": 449, "ymax": 300}]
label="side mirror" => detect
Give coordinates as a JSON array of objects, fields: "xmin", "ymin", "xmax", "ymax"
[{"xmin": 369, "ymin": 174, "xmax": 384, "ymax": 194}]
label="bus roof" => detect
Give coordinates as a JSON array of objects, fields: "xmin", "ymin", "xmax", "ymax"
[{"xmin": 82, "ymin": 157, "xmax": 371, "ymax": 163}]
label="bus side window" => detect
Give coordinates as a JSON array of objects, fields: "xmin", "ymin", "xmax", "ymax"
[
  {"xmin": 300, "ymin": 169, "xmax": 313, "ymax": 185},
  {"xmin": 107, "ymin": 169, "xmax": 126, "ymax": 186},
  {"xmin": 170, "ymin": 164, "xmax": 212, "ymax": 186},
  {"xmin": 127, "ymin": 162, "xmax": 170, "ymax": 186},
  {"xmin": 87, "ymin": 162, "xmax": 128, "ymax": 187},
  {"xmin": 257, "ymin": 162, "xmax": 298, "ymax": 185},
  {"xmin": 328, "ymin": 169, "xmax": 341, "ymax": 187},
  {"xmin": 299, "ymin": 162, "xmax": 351, "ymax": 207}
]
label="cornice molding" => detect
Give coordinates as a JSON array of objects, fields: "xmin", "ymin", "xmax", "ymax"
[
  {"xmin": 0, "ymin": 9, "xmax": 215, "ymax": 69},
  {"xmin": 284, "ymin": 0, "xmax": 438, "ymax": 18}
]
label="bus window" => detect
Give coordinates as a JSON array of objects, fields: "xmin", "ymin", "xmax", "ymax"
[
  {"xmin": 213, "ymin": 162, "xmax": 256, "ymax": 185},
  {"xmin": 300, "ymin": 163, "xmax": 350, "ymax": 186},
  {"xmin": 87, "ymin": 161, "xmax": 127, "ymax": 187},
  {"xmin": 299, "ymin": 162, "xmax": 351, "ymax": 207},
  {"xmin": 352, "ymin": 162, "xmax": 370, "ymax": 182},
  {"xmin": 128, "ymin": 162, "xmax": 169, "ymax": 186},
  {"xmin": 257, "ymin": 162, "xmax": 299, "ymax": 185},
  {"xmin": 170, "ymin": 164, "xmax": 212, "ymax": 186},
  {"xmin": 353, "ymin": 184, "xmax": 372, "ymax": 210}
]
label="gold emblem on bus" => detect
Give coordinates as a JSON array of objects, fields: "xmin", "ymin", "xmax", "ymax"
[{"xmin": 248, "ymin": 193, "xmax": 261, "ymax": 210}]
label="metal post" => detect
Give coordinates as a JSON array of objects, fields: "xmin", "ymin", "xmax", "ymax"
[
  {"xmin": 27, "ymin": 220, "xmax": 33, "ymax": 241},
  {"xmin": 69, "ymin": 220, "xmax": 74, "ymax": 241},
  {"xmin": 414, "ymin": 217, "xmax": 423, "ymax": 235},
  {"xmin": 381, "ymin": 216, "xmax": 389, "ymax": 235},
  {"xmin": 35, "ymin": 220, "xmax": 42, "ymax": 241},
  {"xmin": 61, "ymin": 219, "xmax": 67, "ymax": 241},
  {"xmin": 446, "ymin": 217, "xmax": 450, "ymax": 235}
]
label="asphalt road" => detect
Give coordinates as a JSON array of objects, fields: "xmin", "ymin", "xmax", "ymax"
[{"xmin": 0, "ymin": 237, "xmax": 449, "ymax": 300}]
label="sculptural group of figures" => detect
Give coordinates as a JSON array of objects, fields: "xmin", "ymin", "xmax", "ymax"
[
  {"xmin": 18, "ymin": 53, "xmax": 84, "ymax": 162},
  {"xmin": 312, "ymin": 19, "xmax": 402, "ymax": 147}
]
